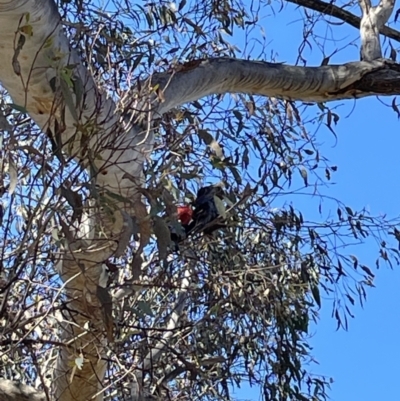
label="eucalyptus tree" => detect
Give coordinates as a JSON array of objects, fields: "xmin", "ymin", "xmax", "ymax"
[{"xmin": 0, "ymin": 1, "xmax": 399, "ymax": 401}]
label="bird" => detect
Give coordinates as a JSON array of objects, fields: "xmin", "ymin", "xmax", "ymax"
[
  {"xmin": 169, "ymin": 185, "xmax": 226, "ymax": 247},
  {"xmin": 186, "ymin": 185, "xmax": 225, "ymax": 236}
]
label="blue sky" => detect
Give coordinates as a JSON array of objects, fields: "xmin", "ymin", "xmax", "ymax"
[
  {"xmin": 229, "ymin": 2, "xmax": 400, "ymax": 400},
  {"xmin": 306, "ymin": 97, "xmax": 400, "ymax": 401}
]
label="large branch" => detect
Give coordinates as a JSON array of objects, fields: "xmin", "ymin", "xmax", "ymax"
[{"xmin": 150, "ymin": 58, "xmax": 400, "ymax": 116}]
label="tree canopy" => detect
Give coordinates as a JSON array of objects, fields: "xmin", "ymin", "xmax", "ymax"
[{"xmin": 0, "ymin": 1, "xmax": 399, "ymax": 401}]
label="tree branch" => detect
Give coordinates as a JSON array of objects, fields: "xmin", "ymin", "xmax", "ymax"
[
  {"xmin": 132, "ymin": 264, "xmax": 192, "ymax": 400},
  {"xmin": 0, "ymin": 0, "xmax": 150, "ymax": 199},
  {"xmin": 359, "ymin": 0, "xmax": 395, "ymax": 60},
  {"xmin": 149, "ymin": 58, "xmax": 393, "ymax": 116},
  {"xmin": 142, "ymin": 268, "xmax": 191, "ymax": 371},
  {"xmin": 286, "ymin": 0, "xmax": 400, "ymax": 43}
]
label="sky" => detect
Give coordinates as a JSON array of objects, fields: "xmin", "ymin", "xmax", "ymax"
[
  {"xmin": 299, "ymin": 97, "xmax": 400, "ymax": 401},
  {"xmin": 232, "ymin": 2, "xmax": 400, "ymax": 400}
]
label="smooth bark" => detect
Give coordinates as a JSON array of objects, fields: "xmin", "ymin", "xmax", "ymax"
[
  {"xmin": 149, "ymin": 58, "xmax": 396, "ymax": 117},
  {"xmin": 359, "ymin": 0, "xmax": 395, "ymax": 60}
]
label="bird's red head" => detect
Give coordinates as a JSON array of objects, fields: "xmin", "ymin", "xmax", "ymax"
[{"xmin": 177, "ymin": 205, "xmax": 193, "ymax": 225}]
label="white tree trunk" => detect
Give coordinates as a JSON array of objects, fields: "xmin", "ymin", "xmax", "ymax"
[
  {"xmin": 359, "ymin": 0, "xmax": 395, "ymax": 60},
  {"xmin": 0, "ymin": 0, "xmax": 399, "ymax": 401}
]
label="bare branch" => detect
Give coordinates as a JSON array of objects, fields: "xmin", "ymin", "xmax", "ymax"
[
  {"xmin": 150, "ymin": 58, "xmax": 391, "ymax": 116},
  {"xmin": 131, "ymin": 264, "xmax": 193, "ymax": 399},
  {"xmin": 286, "ymin": 0, "xmax": 400, "ymax": 43}
]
